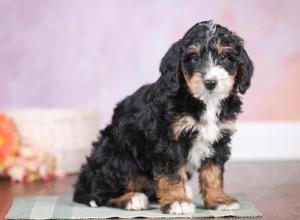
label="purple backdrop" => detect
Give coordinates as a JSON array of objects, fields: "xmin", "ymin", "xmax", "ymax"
[{"xmin": 1, "ymin": 0, "xmax": 300, "ymax": 124}]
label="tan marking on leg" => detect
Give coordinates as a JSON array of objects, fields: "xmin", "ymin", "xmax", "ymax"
[
  {"xmin": 107, "ymin": 192, "xmax": 149, "ymax": 210},
  {"xmin": 199, "ymin": 163, "xmax": 239, "ymax": 209},
  {"xmin": 127, "ymin": 176, "xmax": 154, "ymax": 192},
  {"xmin": 155, "ymin": 167, "xmax": 192, "ymax": 212},
  {"xmin": 107, "ymin": 192, "xmax": 136, "ymax": 208}
]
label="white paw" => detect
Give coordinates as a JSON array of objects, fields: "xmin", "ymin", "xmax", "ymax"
[
  {"xmin": 125, "ymin": 193, "xmax": 149, "ymax": 210},
  {"xmin": 185, "ymin": 184, "xmax": 193, "ymax": 200},
  {"xmin": 168, "ymin": 201, "xmax": 196, "ymax": 214},
  {"xmin": 89, "ymin": 200, "xmax": 98, "ymax": 208},
  {"xmin": 216, "ymin": 202, "xmax": 240, "ymax": 211}
]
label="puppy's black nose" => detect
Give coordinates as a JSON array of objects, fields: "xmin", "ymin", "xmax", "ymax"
[{"xmin": 204, "ymin": 80, "xmax": 217, "ymax": 90}]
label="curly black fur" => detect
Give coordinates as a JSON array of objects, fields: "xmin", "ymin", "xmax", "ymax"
[{"xmin": 73, "ymin": 20, "xmax": 253, "ymax": 208}]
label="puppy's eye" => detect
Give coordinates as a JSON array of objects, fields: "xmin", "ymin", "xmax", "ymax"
[
  {"xmin": 190, "ymin": 54, "xmax": 199, "ymax": 62},
  {"xmin": 219, "ymin": 54, "xmax": 228, "ymax": 61}
]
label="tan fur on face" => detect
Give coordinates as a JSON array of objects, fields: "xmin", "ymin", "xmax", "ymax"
[
  {"xmin": 228, "ymin": 70, "xmax": 239, "ymax": 88},
  {"xmin": 155, "ymin": 167, "xmax": 191, "ymax": 211},
  {"xmin": 213, "ymin": 38, "xmax": 232, "ymax": 54},
  {"xmin": 183, "ymin": 73, "xmax": 205, "ymax": 98},
  {"xmin": 186, "ymin": 43, "xmax": 201, "ymax": 55},
  {"xmin": 182, "ymin": 43, "xmax": 205, "ymax": 98},
  {"xmin": 199, "ymin": 163, "xmax": 238, "ymax": 209}
]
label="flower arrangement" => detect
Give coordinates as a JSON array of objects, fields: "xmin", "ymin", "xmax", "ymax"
[
  {"xmin": 0, "ymin": 113, "xmax": 19, "ymax": 174},
  {"xmin": 0, "ymin": 113, "xmax": 64, "ymax": 183}
]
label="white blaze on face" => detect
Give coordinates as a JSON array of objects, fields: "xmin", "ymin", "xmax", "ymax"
[
  {"xmin": 206, "ymin": 65, "xmax": 234, "ymax": 98},
  {"xmin": 201, "ymin": 53, "xmax": 234, "ymax": 101}
]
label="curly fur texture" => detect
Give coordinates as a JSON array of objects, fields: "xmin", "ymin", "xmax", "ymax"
[{"xmin": 73, "ymin": 20, "xmax": 253, "ymax": 214}]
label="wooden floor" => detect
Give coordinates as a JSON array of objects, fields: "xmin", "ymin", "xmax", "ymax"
[{"xmin": 1, "ymin": 161, "xmax": 300, "ymax": 220}]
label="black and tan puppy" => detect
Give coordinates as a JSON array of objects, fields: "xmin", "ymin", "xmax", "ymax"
[{"xmin": 74, "ymin": 20, "xmax": 253, "ymax": 214}]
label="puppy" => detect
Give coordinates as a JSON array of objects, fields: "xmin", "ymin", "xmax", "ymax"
[{"xmin": 73, "ymin": 20, "xmax": 253, "ymax": 214}]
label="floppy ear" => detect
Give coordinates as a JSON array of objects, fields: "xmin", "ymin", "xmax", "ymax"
[
  {"xmin": 159, "ymin": 39, "xmax": 183, "ymax": 94},
  {"xmin": 237, "ymin": 47, "xmax": 254, "ymax": 94}
]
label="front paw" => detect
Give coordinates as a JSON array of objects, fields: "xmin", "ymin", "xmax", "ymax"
[
  {"xmin": 205, "ymin": 194, "xmax": 240, "ymax": 211},
  {"xmin": 162, "ymin": 201, "xmax": 195, "ymax": 214}
]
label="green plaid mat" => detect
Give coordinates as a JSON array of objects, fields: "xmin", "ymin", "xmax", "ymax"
[{"xmin": 6, "ymin": 194, "xmax": 262, "ymax": 219}]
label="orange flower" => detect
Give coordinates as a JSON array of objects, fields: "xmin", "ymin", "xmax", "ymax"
[{"xmin": 0, "ymin": 113, "xmax": 19, "ymax": 167}]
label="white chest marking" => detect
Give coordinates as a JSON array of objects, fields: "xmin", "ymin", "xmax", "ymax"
[
  {"xmin": 171, "ymin": 99, "xmax": 236, "ymax": 174},
  {"xmin": 186, "ymin": 98, "xmax": 221, "ymax": 173}
]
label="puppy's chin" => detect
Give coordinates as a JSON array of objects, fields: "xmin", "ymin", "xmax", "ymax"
[{"xmin": 198, "ymin": 88, "xmax": 231, "ymax": 104}]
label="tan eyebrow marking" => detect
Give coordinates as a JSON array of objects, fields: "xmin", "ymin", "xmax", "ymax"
[
  {"xmin": 213, "ymin": 38, "xmax": 232, "ymax": 54},
  {"xmin": 186, "ymin": 43, "xmax": 201, "ymax": 55}
]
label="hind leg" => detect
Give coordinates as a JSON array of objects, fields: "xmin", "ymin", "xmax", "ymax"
[
  {"xmin": 107, "ymin": 192, "xmax": 149, "ymax": 210},
  {"xmin": 106, "ymin": 175, "xmax": 155, "ymax": 210}
]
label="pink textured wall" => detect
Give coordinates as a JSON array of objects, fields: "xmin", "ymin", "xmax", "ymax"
[{"xmin": 1, "ymin": 0, "xmax": 300, "ymax": 122}]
